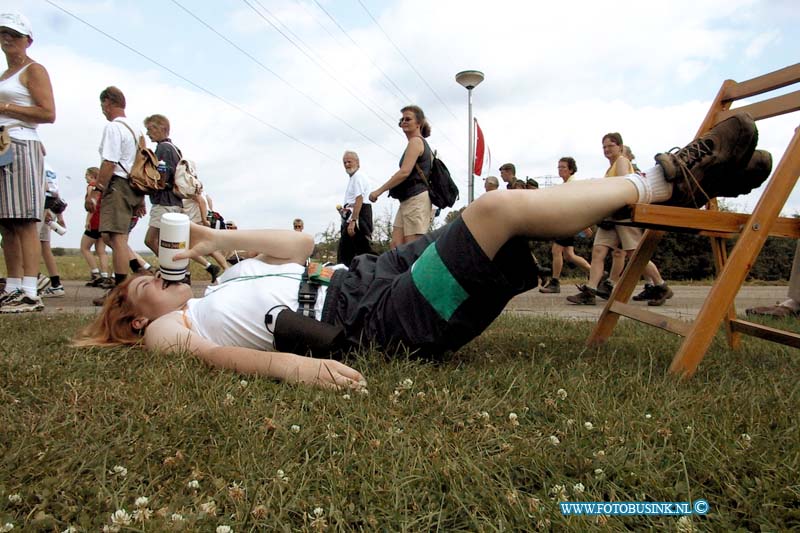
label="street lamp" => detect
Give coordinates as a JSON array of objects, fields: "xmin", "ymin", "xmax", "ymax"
[{"xmin": 455, "ymin": 70, "xmax": 484, "ymax": 203}]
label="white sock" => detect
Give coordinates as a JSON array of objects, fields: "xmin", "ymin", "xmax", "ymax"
[
  {"xmin": 142, "ymin": 262, "xmax": 152, "ymax": 270},
  {"xmin": 101, "ymin": 272, "xmax": 109, "ymax": 278},
  {"xmin": 5, "ymin": 277, "xmax": 22, "ymax": 292},
  {"xmin": 781, "ymin": 298, "xmax": 800, "ymax": 311},
  {"xmin": 22, "ymin": 276, "xmax": 38, "ymax": 298},
  {"xmin": 623, "ymin": 166, "xmax": 673, "ymax": 204},
  {"xmin": 204, "ymin": 261, "xmax": 212, "ymax": 269},
  {"xmin": 91, "ymin": 267, "xmax": 100, "ymax": 274}
]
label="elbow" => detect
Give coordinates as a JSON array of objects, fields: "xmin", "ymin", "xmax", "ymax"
[
  {"xmin": 300, "ymin": 232, "xmax": 315, "ymax": 257},
  {"xmin": 43, "ymin": 111, "xmax": 56, "ymax": 124}
]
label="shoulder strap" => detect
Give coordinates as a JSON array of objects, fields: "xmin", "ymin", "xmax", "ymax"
[
  {"xmin": 160, "ymin": 140, "xmax": 183, "ymax": 160},
  {"xmin": 112, "ymin": 119, "xmax": 139, "ymax": 176}
]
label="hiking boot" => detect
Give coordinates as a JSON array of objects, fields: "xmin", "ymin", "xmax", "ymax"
[
  {"xmin": 647, "ymin": 284, "xmax": 674, "ymax": 306},
  {"xmin": 632, "ymin": 283, "xmax": 655, "ymax": 301},
  {"xmin": 655, "ymin": 113, "xmax": 759, "ymax": 207},
  {"xmin": 745, "ymin": 304, "xmax": 799, "ymax": 318},
  {"xmin": 539, "ymin": 277, "xmax": 561, "ymax": 293},
  {"xmin": 595, "ymin": 279, "xmax": 615, "ymax": 300},
  {"xmin": 41, "ymin": 285, "xmax": 65, "ymax": 298},
  {"xmin": 0, "ymin": 292, "xmax": 44, "ymax": 313},
  {"xmin": 566, "ymin": 284, "xmax": 596, "ymax": 305},
  {"xmin": 725, "ymin": 149, "xmax": 772, "ymax": 197},
  {"xmin": 37, "ymin": 273, "xmax": 51, "ymax": 292},
  {"xmin": 206, "ymin": 264, "xmax": 222, "ymax": 284}
]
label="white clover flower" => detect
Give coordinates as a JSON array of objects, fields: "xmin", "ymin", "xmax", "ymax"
[
  {"xmin": 171, "ymin": 513, "xmax": 184, "ymax": 522},
  {"xmin": 134, "ymin": 496, "xmax": 149, "ymax": 508},
  {"xmin": 480, "ymin": 411, "xmax": 490, "ymax": 421},
  {"xmin": 216, "ymin": 525, "xmax": 232, "ymax": 533},
  {"xmin": 584, "ymin": 421, "xmax": 594, "ymax": 430},
  {"xmin": 538, "ymin": 342, "xmax": 546, "ymax": 348},
  {"xmin": 313, "ymin": 507, "xmax": 324, "ymax": 517},
  {"xmin": 573, "ymin": 482, "xmax": 585, "ymax": 494},
  {"xmin": 416, "ymin": 391, "xmax": 426, "ymax": 399},
  {"xmin": 61, "ymin": 527, "xmax": 78, "ymax": 533},
  {"xmin": 132, "ymin": 508, "xmax": 152, "ymax": 522},
  {"xmin": 228, "ymin": 482, "xmax": 246, "ymax": 501},
  {"xmin": 342, "ymin": 393, "xmax": 351, "ymax": 400},
  {"xmin": 508, "ymin": 412, "xmax": 518, "ymax": 421},
  {"xmin": 740, "ymin": 433, "xmax": 752, "ymax": 442},
  {"xmin": 200, "ymin": 501, "xmax": 217, "ymax": 516},
  {"xmin": 276, "ymin": 469, "xmax": 289, "ymax": 483},
  {"xmin": 357, "ymin": 387, "xmax": 369, "ymax": 395},
  {"xmin": 645, "ymin": 413, "xmax": 652, "ymax": 419},
  {"xmin": 593, "ymin": 449, "xmax": 605, "ymax": 458},
  {"xmin": 110, "ymin": 509, "xmax": 131, "ymax": 526},
  {"xmin": 400, "ymin": 378, "xmax": 413, "ymax": 389},
  {"xmin": 187, "ymin": 479, "xmax": 200, "ymax": 489},
  {"xmin": 594, "ymin": 468, "xmax": 604, "ymax": 476},
  {"xmin": 685, "ymin": 425, "xmax": 693, "ymax": 432},
  {"xmin": 556, "ymin": 388, "xmax": 567, "ymax": 400},
  {"xmin": 223, "ymin": 393, "xmax": 235, "ymax": 406},
  {"xmin": 111, "ymin": 465, "xmax": 128, "ymax": 477},
  {"xmin": 290, "ymin": 424, "xmax": 301, "ymax": 433},
  {"xmin": 7, "ymin": 493, "xmax": 21, "ymax": 504},
  {"xmin": 1, "ymin": 523, "xmax": 13, "ymax": 532},
  {"xmin": 549, "ymin": 435, "xmax": 560, "ymax": 445},
  {"xmin": 239, "ymin": 379, "xmax": 249, "ymax": 388}
]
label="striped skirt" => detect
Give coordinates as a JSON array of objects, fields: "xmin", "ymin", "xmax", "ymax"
[{"xmin": 0, "ymin": 138, "xmax": 45, "ymax": 220}]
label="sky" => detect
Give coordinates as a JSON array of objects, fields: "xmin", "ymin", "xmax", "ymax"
[{"xmin": 5, "ymin": 0, "xmax": 800, "ymax": 251}]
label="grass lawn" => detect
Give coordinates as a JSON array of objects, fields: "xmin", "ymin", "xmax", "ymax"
[{"xmin": 1, "ymin": 312, "xmax": 798, "ymax": 531}]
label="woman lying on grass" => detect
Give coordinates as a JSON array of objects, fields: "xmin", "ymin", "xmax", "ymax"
[{"xmin": 74, "ymin": 114, "xmax": 769, "ymax": 389}]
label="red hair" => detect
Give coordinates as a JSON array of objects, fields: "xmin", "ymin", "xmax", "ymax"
[{"xmin": 73, "ymin": 275, "xmax": 149, "ymax": 347}]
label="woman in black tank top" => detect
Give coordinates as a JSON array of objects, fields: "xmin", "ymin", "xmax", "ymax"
[{"xmin": 369, "ymin": 105, "xmax": 433, "ymax": 248}]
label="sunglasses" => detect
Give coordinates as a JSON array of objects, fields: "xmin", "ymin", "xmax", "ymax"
[
  {"xmin": 0, "ymin": 28, "xmax": 25, "ymax": 39},
  {"xmin": 397, "ymin": 117, "xmax": 414, "ymax": 126},
  {"xmin": 294, "ymin": 225, "xmax": 303, "ymax": 229}
]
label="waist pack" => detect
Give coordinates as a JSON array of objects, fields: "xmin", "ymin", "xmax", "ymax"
[
  {"xmin": 117, "ymin": 120, "xmax": 166, "ymax": 194},
  {"xmin": 162, "ymin": 141, "xmax": 202, "ymax": 199},
  {"xmin": 416, "ymin": 150, "xmax": 459, "ymax": 209},
  {"xmin": 44, "ymin": 194, "xmax": 68, "ymax": 214}
]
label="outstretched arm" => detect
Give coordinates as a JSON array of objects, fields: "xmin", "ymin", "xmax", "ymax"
[
  {"xmin": 145, "ymin": 313, "xmax": 365, "ymax": 389},
  {"xmin": 369, "ymin": 137, "xmax": 424, "ymax": 202},
  {"xmin": 175, "ymin": 223, "xmax": 314, "ymax": 266}
]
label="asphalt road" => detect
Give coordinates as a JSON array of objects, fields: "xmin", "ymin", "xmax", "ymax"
[{"xmin": 35, "ymin": 279, "xmax": 789, "ymax": 321}]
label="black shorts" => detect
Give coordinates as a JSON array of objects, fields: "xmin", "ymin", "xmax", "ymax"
[
  {"xmin": 555, "ymin": 236, "xmax": 575, "ymax": 247},
  {"xmin": 324, "ymin": 217, "xmax": 538, "ymax": 357},
  {"xmin": 84, "ymin": 229, "xmax": 102, "ymax": 240}
]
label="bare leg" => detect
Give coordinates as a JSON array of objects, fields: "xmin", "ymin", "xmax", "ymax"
[
  {"xmin": 0, "ymin": 224, "xmax": 23, "ymax": 278},
  {"xmin": 564, "ymin": 247, "xmax": 591, "ymax": 273},
  {"xmin": 41, "ymin": 240, "xmax": 59, "ymax": 278},
  {"xmin": 18, "ymin": 221, "xmax": 41, "ymax": 278},
  {"xmin": 210, "ymin": 250, "xmax": 229, "ymax": 269},
  {"xmin": 610, "ymin": 249, "xmax": 626, "ymax": 282},
  {"xmin": 104, "ymin": 232, "xmax": 131, "ymax": 276},
  {"xmin": 80, "ymin": 234, "xmax": 98, "ymax": 271},
  {"xmin": 588, "ymin": 245, "xmax": 611, "ymax": 287},
  {"xmin": 461, "ymin": 178, "xmax": 639, "ymax": 260},
  {"xmin": 144, "ymin": 226, "xmax": 159, "ymax": 255},
  {"xmin": 95, "ymin": 239, "xmax": 110, "ymax": 273},
  {"xmin": 551, "ymin": 243, "xmax": 564, "ymax": 279}
]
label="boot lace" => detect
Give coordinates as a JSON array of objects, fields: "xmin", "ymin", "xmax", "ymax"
[{"xmin": 667, "ymin": 140, "xmax": 714, "ymax": 206}]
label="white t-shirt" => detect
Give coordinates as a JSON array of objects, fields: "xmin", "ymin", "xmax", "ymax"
[
  {"xmin": 98, "ymin": 117, "xmax": 137, "ymax": 178},
  {"xmin": 343, "ymin": 169, "xmax": 372, "ymax": 208},
  {"xmin": 184, "ymin": 259, "xmax": 345, "ymax": 351}
]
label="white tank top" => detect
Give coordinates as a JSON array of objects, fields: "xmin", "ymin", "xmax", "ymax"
[
  {"xmin": 183, "ymin": 259, "xmax": 341, "ymax": 351},
  {"xmin": 0, "ymin": 64, "xmax": 40, "ymax": 141}
]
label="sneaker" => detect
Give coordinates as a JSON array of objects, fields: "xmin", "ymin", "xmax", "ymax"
[
  {"xmin": 0, "ymin": 288, "xmax": 21, "ymax": 306},
  {"xmin": 97, "ymin": 277, "xmax": 116, "ymax": 289},
  {"xmin": 37, "ymin": 273, "xmax": 51, "ymax": 292},
  {"xmin": 655, "ymin": 113, "xmax": 760, "ymax": 207},
  {"xmin": 0, "ymin": 292, "xmax": 44, "ymax": 313},
  {"xmin": 41, "ymin": 285, "xmax": 65, "ymax": 298},
  {"xmin": 647, "ymin": 284, "xmax": 674, "ymax": 307},
  {"xmin": 206, "ymin": 264, "xmax": 222, "ymax": 284},
  {"xmin": 632, "ymin": 283, "xmax": 655, "ymax": 301},
  {"xmin": 566, "ymin": 284, "xmax": 596, "ymax": 305},
  {"xmin": 745, "ymin": 304, "xmax": 798, "ymax": 318},
  {"xmin": 595, "ymin": 279, "xmax": 615, "ymax": 300},
  {"xmin": 85, "ymin": 272, "xmax": 101, "ymax": 286},
  {"xmin": 539, "ymin": 277, "xmax": 561, "ymax": 293}
]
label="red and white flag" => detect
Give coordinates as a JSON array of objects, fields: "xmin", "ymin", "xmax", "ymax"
[{"xmin": 473, "ymin": 118, "xmax": 491, "ymax": 176}]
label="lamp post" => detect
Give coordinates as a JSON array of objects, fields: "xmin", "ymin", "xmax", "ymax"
[{"xmin": 455, "ymin": 70, "xmax": 484, "ymax": 203}]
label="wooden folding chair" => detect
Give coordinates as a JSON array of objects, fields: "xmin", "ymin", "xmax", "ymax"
[{"xmin": 587, "ymin": 63, "xmax": 800, "ymax": 378}]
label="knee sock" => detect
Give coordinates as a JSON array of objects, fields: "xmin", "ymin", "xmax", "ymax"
[
  {"xmin": 22, "ymin": 276, "xmax": 37, "ymax": 298},
  {"xmin": 50, "ymin": 275, "xmax": 61, "ymax": 288},
  {"xmin": 129, "ymin": 258, "xmax": 141, "ymax": 273},
  {"xmin": 623, "ymin": 166, "xmax": 673, "ymax": 204},
  {"xmin": 115, "ymin": 273, "xmax": 127, "ymax": 286}
]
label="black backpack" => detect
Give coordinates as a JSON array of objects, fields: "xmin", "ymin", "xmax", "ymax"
[{"xmin": 416, "ymin": 150, "xmax": 459, "ymax": 209}]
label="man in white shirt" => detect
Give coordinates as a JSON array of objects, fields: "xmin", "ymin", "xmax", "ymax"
[
  {"xmin": 337, "ymin": 150, "xmax": 374, "ymax": 265},
  {"xmin": 89, "ymin": 86, "xmax": 145, "ymax": 295}
]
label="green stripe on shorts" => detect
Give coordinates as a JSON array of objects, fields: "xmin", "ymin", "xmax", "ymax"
[{"xmin": 411, "ymin": 243, "xmax": 468, "ymax": 321}]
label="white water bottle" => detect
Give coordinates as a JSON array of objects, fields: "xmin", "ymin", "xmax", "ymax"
[
  {"xmin": 158, "ymin": 213, "xmax": 190, "ymax": 281},
  {"xmin": 47, "ymin": 220, "xmax": 67, "ymax": 236}
]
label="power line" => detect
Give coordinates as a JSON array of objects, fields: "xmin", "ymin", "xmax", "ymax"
[
  {"xmin": 309, "ymin": 0, "xmax": 413, "ymax": 106},
  {"xmin": 356, "ymin": 0, "xmax": 460, "ymax": 123},
  {"xmin": 44, "ymin": 0, "xmax": 337, "ymax": 161},
  {"xmin": 243, "ymin": 0, "xmax": 401, "ymax": 134},
  {"xmin": 169, "ymin": 0, "xmax": 395, "ymax": 157}
]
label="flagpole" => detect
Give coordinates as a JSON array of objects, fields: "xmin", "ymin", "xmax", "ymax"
[{"xmin": 455, "ymin": 70, "xmax": 484, "ymax": 204}]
